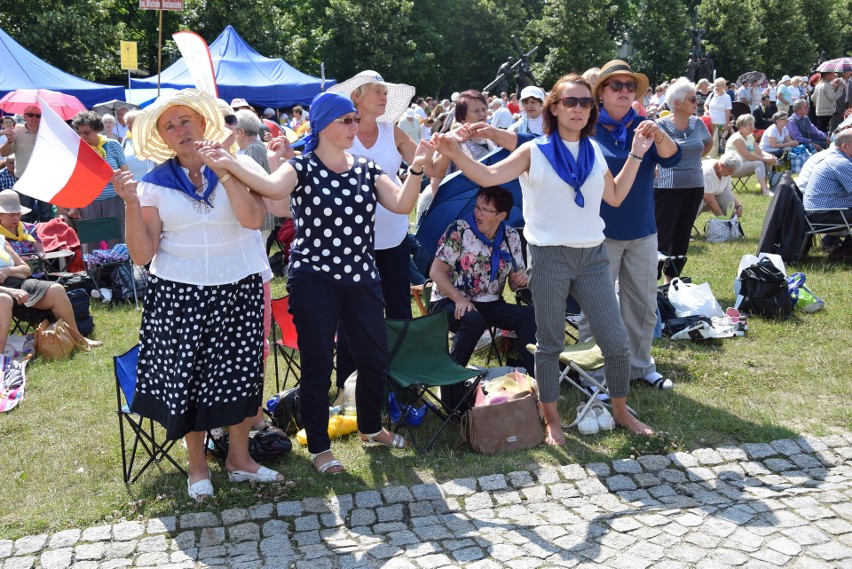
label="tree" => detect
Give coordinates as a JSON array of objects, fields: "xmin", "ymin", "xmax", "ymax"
[
  {"xmin": 757, "ymin": 0, "xmax": 816, "ymax": 79},
  {"xmin": 698, "ymin": 0, "xmax": 763, "ymax": 80},
  {"xmin": 628, "ymin": 0, "xmax": 690, "ymax": 85},
  {"xmin": 801, "ymin": 0, "xmax": 844, "ymax": 61}
]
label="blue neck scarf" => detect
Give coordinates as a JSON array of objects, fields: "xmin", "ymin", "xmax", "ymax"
[
  {"xmin": 464, "ymin": 210, "xmax": 512, "ymax": 282},
  {"xmin": 535, "ymin": 135, "xmax": 595, "ymax": 208},
  {"xmin": 304, "ymin": 92, "xmax": 357, "ymax": 153},
  {"xmin": 597, "ymin": 107, "xmax": 637, "ymax": 146},
  {"xmin": 142, "ymin": 158, "xmax": 218, "ymax": 206}
]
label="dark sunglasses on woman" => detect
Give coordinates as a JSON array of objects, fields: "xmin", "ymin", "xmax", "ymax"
[
  {"xmin": 559, "ymin": 96, "xmax": 596, "ymax": 109},
  {"xmin": 605, "ymin": 80, "xmax": 637, "ymax": 93}
]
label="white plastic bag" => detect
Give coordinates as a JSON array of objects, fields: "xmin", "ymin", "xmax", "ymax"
[{"xmin": 667, "ymin": 278, "xmax": 724, "ymax": 318}]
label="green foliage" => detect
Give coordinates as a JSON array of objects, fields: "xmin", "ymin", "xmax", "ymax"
[
  {"xmin": 698, "ymin": 0, "xmax": 763, "ymax": 80},
  {"xmin": 628, "ymin": 0, "xmax": 690, "ymax": 85},
  {"xmin": 757, "ymin": 0, "xmax": 816, "ymax": 79}
]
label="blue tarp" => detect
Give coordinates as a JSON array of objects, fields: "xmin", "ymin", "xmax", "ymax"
[
  {"xmin": 131, "ymin": 26, "xmax": 334, "ymax": 108},
  {"xmin": 0, "ymin": 28, "xmax": 124, "ymax": 109}
]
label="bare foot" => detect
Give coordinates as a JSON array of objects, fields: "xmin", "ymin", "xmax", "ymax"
[
  {"xmin": 612, "ymin": 409, "xmax": 653, "ymax": 436},
  {"xmin": 543, "ymin": 421, "xmax": 565, "ymax": 446}
]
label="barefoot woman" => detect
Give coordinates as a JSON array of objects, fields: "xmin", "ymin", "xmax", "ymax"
[{"xmin": 431, "ymin": 74, "xmax": 655, "ymax": 443}]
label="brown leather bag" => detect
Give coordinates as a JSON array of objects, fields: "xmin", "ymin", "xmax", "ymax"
[
  {"xmin": 461, "ymin": 391, "xmax": 544, "ymax": 455},
  {"xmin": 34, "ymin": 318, "xmax": 90, "ymax": 360}
]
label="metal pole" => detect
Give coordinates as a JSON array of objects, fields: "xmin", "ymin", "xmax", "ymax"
[{"xmin": 157, "ymin": 9, "xmax": 163, "ymax": 95}]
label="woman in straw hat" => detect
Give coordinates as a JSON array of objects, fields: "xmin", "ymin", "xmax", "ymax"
[
  {"xmin": 576, "ymin": 60, "xmax": 680, "ymax": 393},
  {"xmin": 430, "ymin": 74, "xmax": 656, "ymax": 444},
  {"xmin": 0, "ymin": 190, "xmax": 102, "ymax": 355},
  {"xmin": 195, "ymin": 91, "xmax": 430, "ymax": 473},
  {"xmin": 111, "ymin": 89, "xmax": 282, "ymax": 501},
  {"xmin": 327, "ymin": 71, "xmax": 424, "ymax": 389}
]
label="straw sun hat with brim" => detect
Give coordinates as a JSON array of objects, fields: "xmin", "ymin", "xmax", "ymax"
[
  {"xmin": 0, "ymin": 189, "xmax": 31, "ymax": 215},
  {"xmin": 133, "ymin": 89, "xmax": 229, "ymax": 164},
  {"xmin": 328, "ymin": 70, "xmax": 416, "ymax": 123},
  {"xmin": 592, "ymin": 60, "xmax": 650, "ymax": 103}
]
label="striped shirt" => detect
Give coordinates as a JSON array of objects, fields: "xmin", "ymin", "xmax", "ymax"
[{"xmin": 802, "ymin": 148, "xmax": 852, "ymax": 211}]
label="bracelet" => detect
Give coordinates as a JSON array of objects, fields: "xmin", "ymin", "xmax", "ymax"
[
  {"xmin": 409, "ymin": 166, "xmax": 424, "ymax": 176},
  {"xmin": 219, "ymin": 173, "xmax": 233, "ymax": 184},
  {"xmin": 628, "ymin": 153, "xmax": 642, "ymax": 163}
]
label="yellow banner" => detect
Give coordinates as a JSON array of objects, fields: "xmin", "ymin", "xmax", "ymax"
[{"xmin": 120, "ymin": 41, "xmax": 138, "ymax": 70}]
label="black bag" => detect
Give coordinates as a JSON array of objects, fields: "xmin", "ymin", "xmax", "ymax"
[
  {"xmin": 657, "ymin": 277, "xmax": 691, "ymax": 322},
  {"xmin": 206, "ymin": 429, "xmax": 292, "ymax": 462},
  {"xmin": 111, "ymin": 264, "xmax": 149, "ymax": 302},
  {"xmin": 268, "ymin": 387, "xmax": 302, "ymax": 434},
  {"xmin": 739, "ymin": 258, "xmax": 792, "ymax": 318},
  {"xmin": 66, "ymin": 288, "xmax": 94, "ymax": 336},
  {"xmin": 662, "ymin": 315, "xmax": 712, "ymax": 338},
  {"xmin": 48, "ymin": 272, "xmax": 95, "ymax": 294}
]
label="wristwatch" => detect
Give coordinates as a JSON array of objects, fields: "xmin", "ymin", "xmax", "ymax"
[{"xmin": 409, "ymin": 165, "xmax": 424, "ymax": 176}]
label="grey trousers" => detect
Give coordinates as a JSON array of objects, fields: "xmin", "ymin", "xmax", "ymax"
[
  {"xmin": 528, "ymin": 244, "xmax": 630, "ymax": 403},
  {"xmin": 578, "ymin": 233, "xmax": 659, "ymax": 380}
]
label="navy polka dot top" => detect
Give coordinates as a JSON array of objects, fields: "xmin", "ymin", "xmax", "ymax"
[{"xmin": 287, "ymin": 153, "xmax": 385, "ymax": 285}]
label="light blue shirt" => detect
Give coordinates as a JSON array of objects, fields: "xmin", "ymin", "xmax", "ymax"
[{"xmin": 802, "ymin": 148, "xmax": 852, "ymax": 211}]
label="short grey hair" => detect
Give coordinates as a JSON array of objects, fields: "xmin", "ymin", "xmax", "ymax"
[
  {"xmin": 235, "ymin": 109, "xmax": 262, "ymax": 136},
  {"xmin": 772, "ymin": 111, "xmax": 788, "ymax": 123},
  {"xmin": 834, "ymin": 128, "xmax": 852, "ymax": 147},
  {"xmin": 793, "ymin": 99, "xmax": 809, "ymax": 112},
  {"xmin": 736, "ymin": 113, "xmax": 755, "ymax": 129},
  {"xmin": 666, "ymin": 78, "xmax": 696, "ymax": 108},
  {"xmin": 719, "ymin": 152, "xmax": 743, "ymax": 171}
]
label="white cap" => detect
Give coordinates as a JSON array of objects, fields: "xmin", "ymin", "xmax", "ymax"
[
  {"xmin": 520, "ymin": 86, "xmax": 545, "ymax": 102},
  {"xmin": 781, "ymin": 75, "xmax": 792, "ymax": 83}
]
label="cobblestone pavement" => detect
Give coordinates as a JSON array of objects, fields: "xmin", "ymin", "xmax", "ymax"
[{"xmin": 4, "ymin": 433, "xmax": 852, "ymax": 569}]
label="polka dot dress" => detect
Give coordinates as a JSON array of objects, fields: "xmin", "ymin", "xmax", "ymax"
[
  {"xmin": 287, "ymin": 153, "xmax": 384, "ymax": 284},
  {"xmin": 130, "ymin": 273, "xmax": 264, "ymax": 440}
]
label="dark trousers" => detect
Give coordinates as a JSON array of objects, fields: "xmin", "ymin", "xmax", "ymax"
[
  {"xmin": 17, "ymin": 192, "xmax": 52, "ymax": 223},
  {"xmin": 336, "ymin": 238, "xmax": 411, "ymax": 387},
  {"xmin": 431, "ymin": 297, "xmax": 537, "ymax": 372},
  {"xmin": 654, "ymin": 186, "xmax": 705, "ymax": 278},
  {"xmin": 288, "ymin": 272, "xmax": 388, "ymax": 455},
  {"xmin": 807, "ymin": 209, "xmax": 852, "ymax": 247}
]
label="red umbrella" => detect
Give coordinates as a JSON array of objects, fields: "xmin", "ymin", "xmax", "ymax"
[{"xmin": 0, "ymin": 89, "xmax": 87, "ymax": 120}]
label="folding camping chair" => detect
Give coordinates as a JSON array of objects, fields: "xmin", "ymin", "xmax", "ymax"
[
  {"xmin": 515, "ymin": 287, "xmax": 581, "ymax": 344},
  {"xmin": 385, "ymin": 312, "xmax": 486, "ymax": 452},
  {"xmin": 270, "ymin": 296, "xmax": 301, "ymax": 392},
  {"xmin": 113, "ymin": 345, "xmax": 186, "ymax": 483},
  {"xmin": 527, "ymin": 340, "xmax": 638, "ymax": 431}
]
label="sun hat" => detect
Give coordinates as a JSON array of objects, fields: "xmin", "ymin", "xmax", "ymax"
[
  {"xmin": 781, "ymin": 74, "xmax": 792, "ymax": 83},
  {"xmin": 133, "ymin": 89, "xmax": 228, "ymax": 163},
  {"xmin": 519, "ymin": 86, "xmax": 545, "ymax": 102},
  {"xmin": 593, "ymin": 60, "xmax": 649, "ymax": 103},
  {"xmin": 0, "ymin": 189, "xmax": 31, "ymax": 215},
  {"xmin": 230, "ymin": 98, "xmax": 252, "ymax": 111},
  {"xmin": 328, "ymin": 70, "xmax": 415, "ymax": 123},
  {"xmin": 404, "ymin": 108, "xmax": 416, "ymax": 119}
]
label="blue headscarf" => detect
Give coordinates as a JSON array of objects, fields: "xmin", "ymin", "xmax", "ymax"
[
  {"xmin": 302, "ymin": 92, "xmax": 357, "ymax": 153},
  {"xmin": 597, "ymin": 106, "xmax": 637, "ymax": 146},
  {"xmin": 535, "ymin": 135, "xmax": 596, "ymax": 208},
  {"xmin": 142, "ymin": 158, "xmax": 219, "ymax": 206},
  {"xmin": 463, "ymin": 210, "xmax": 512, "ymax": 282}
]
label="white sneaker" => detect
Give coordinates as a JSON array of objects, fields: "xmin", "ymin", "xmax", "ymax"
[
  {"xmin": 591, "ymin": 402, "xmax": 615, "ymax": 431},
  {"xmin": 99, "ymin": 288, "xmax": 113, "ymax": 303},
  {"xmin": 576, "ymin": 404, "xmax": 599, "ymax": 435}
]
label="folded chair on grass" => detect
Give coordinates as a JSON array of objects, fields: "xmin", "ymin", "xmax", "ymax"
[
  {"xmin": 527, "ymin": 340, "xmax": 637, "ymax": 431},
  {"xmin": 270, "ymin": 296, "xmax": 301, "ymax": 392},
  {"xmin": 385, "ymin": 312, "xmax": 485, "ymax": 452},
  {"xmin": 114, "ymin": 345, "xmax": 186, "ymax": 483}
]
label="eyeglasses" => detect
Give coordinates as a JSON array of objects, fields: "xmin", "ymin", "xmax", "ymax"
[
  {"xmin": 333, "ymin": 116, "xmax": 361, "ymax": 125},
  {"xmin": 559, "ymin": 96, "xmax": 595, "ymax": 109},
  {"xmin": 24, "ymin": 113, "xmax": 41, "ymax": 119},
  {"xmin": 474, "ymin": 204, "xmax": 499, "ymax": 215},
  {"xmin": 224, "ymin": 115, "xmax": 238, "ymax": 126},
  {"xmin": 605, "ymin": 80, "xmax": 637, "ymax": 93},
  {"xmin": 686, "ymin": 95, "xmax": 698, "ymax": 103}
]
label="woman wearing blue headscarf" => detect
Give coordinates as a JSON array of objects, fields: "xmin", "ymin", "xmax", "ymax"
[
  {"xmin": 431, "ymin": 74, "xmax": 656, "ymax": 446},
  {"xmin": 196, "ymin": 91, "xmax": 430, "ymax": 474}
]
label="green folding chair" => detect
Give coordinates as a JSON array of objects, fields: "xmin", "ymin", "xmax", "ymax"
[{"xmin": 385, "ymin": 312, "xmax": 485, "ymax": 452}]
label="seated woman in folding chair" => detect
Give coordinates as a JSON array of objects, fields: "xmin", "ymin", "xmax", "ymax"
[
  {"xmin": 195, "ymin": 92, "xmax": 431, "ymax": 474},
  {"xmin": 431, "ymin": 74, "xmax": 655, "ymax": 445},
  {"xmin": 429, "ymin": 186, "xmax": 536, "ymax": 388},
  {"xmin": 725, "ymin": 114, "xmax": 777, "ymax": 196},
  {"xmin": 0, "ymin": 236, "xmax": 101, "ymax": 351},
  {"xmin": 0, "ymin": 190, "xmax": 45, "ymax": 270}
]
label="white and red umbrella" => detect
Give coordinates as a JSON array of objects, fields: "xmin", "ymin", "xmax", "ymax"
[
  {"xmin": 817, "ymin": 57, "xmax": 852, "ymax": 73},
  {"xmin": 0, "ymin": 88, "xmax": 87, "ymax": 120}
]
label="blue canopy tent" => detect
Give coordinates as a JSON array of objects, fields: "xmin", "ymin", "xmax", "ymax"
[
  {"xmin": 416, "ymin": 148, "xmax": 524, "ymax": 260},
  {"xmin": 131, "ymin": 26, "xmax": 334, "ymax": 108},
  {"xmin": 0, "ymin": 27, "xmax": 124, "ymax": 109}
]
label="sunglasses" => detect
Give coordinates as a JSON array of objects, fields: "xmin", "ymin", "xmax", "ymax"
[
  {"xmin": 605, "ymin": 80, "xmax": 637, "ymax": 93},
  {"xmin": 24, "ymin": 113, "xmax": 41, "ymax": 119},
  {"xmin": 559, "ymin": 96, "xmax": 595, "ymax": 109},
  {"xmin": 686, "ymin": 95, "xmax": 698, "ymax": 103},
  {"xmin": 333, "ymin": 116, "xmax": 361, "ymax": 125},
  {"xmin": 224, "ymin": 115, "xmax": 238, "ymax": 126}
]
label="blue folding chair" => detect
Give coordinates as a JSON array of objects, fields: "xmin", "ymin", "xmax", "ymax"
[{"xmin": 114, "ymin": 345, "xmax": 186, "ymax": 483}]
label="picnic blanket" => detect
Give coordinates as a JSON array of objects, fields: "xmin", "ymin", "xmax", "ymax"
[{"xmin": 0, "ymin": 355, "xmax": 28, "ymax": 413}]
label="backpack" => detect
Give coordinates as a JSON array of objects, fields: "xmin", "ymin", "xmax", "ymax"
[
  {"xmin": 206, "ymin": 429, "xmax": 292, "ymax": 462},
  {"xmin": 66, "ymin": 288, "xmax": 94, "ymax": 337},
  {"xmin": 267, "ymin": 387, "xmax": 302, "ymax": 434},
  {"xmin": 738, "ymin": 258, "xmax": 792, "ymax": 318},
  {"xmin": 111, "ymin": 264, "xmax": 149, "ymax": 302}
]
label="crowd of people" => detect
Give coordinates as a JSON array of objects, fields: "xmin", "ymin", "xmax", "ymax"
[{"xmin": 0, "ymin": 57, "xmax": 850, "ymax": 501}]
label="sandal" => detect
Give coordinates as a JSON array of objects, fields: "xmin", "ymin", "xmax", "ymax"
[
  {"xmin": 311, "ymin": 450, "xmax": 344, "ymax": 475},
  {"xmin": 187, "ymin": 478, "xmax": 214, "ymax": 502},
  {"xmin": 359, "ymin": 430, "xmax": 410, "ymax": 448}
]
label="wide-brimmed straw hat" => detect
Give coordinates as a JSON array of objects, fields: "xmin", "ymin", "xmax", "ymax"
[
  {"xmin": 133, "ymin": 89, "xmax": 228, "ymax": 163},
  {"xmin": 593, "ymin": 60, "xmax": 649, "ymax": 103},
  {"xmin": 0, "ymin": 189, "xmax": 31, "ymax": 215},
  {"xmin": 328, "ymin": 70, "xmax": 415, "ymax": 123}
]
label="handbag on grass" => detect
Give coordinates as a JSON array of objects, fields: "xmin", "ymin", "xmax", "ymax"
[
  {"xmin": 705, "ymin": 214, "xmax": 745, "ymax": 243},
  {"xmin": 34, "ymin": 318, "xmax": 90, "ymax": 360},
  {"xmin": 461, "ymin": 391, "xmax": 543, "ymax": 455}
]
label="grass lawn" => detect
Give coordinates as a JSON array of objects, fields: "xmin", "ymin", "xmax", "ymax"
[{"xmin": 0, "ymin": 178, "xmax": 849, "ymax": 539}]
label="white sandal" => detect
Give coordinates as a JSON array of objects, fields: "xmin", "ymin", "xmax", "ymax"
[
  {"xmin": 576, "ymin": 405, "xmax": 599, "ymax": 435},
  {"xmin": 359, "ymin": 430, "xmax": 409, "ymax": 448},
  {"xmin": 310, "ymin": 450, "xmax": 344, "ymax": 475},
  {"xmin": 187, "ymin": 478, "xmax": 214, "ymax": 501}
]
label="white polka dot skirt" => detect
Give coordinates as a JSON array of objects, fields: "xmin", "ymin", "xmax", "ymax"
[{"xmin": 130, "ymin": 273, "xmax": 264, "ymax": 440}]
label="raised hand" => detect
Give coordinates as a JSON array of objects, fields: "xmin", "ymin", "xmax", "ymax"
[
  {"xmin": 112, "ymin": 170, "xmax": 139, "ymax": 203},
  {"xmin": 431, "ymin": 133, "xmax": 462, "ymax": 159},
  {"xmin": 630, "ymin": 131, "xmax": 655, "ymax": 158},
  {"xmin": 196, "ymin": 144, "xmax": 235, "ymax": 171}
]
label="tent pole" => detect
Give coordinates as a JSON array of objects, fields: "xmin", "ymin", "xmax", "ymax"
[{"xmin": 157, "ymin": 9, "xmax": 163, "ymax": 95}]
